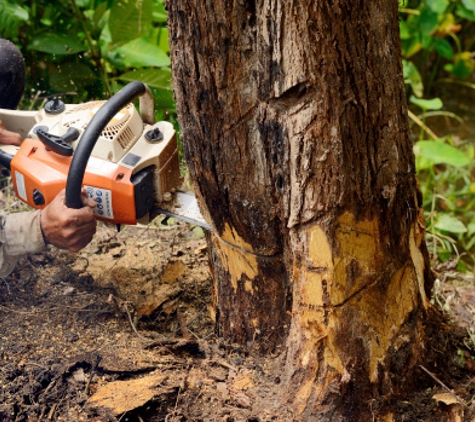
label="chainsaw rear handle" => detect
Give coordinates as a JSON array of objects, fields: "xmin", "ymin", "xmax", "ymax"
[{"xmin": 65, "ymin": 81, "xmax": 154, "ymax": 209}]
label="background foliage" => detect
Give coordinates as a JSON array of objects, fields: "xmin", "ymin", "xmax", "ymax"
[
  {"xmin": 400, "ymin": 0, "xmax": 475, "ymax": 270},
  {"xmin": 0, "ymin": 0, "xmax": 174, "ymax": 120},
  {"xmin": 1, "ymin": 0, "xmax": 475, "ymax": 269}
]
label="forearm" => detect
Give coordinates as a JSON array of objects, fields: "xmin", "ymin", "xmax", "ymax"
[{"xmin": 0, "ymin": 211, "xmax": 46, "ymax": 277}]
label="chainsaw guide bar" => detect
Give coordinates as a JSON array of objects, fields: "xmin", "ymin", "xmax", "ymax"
[{"xmin": 153, "ymin": 191, "xmax": 213, "ymax": 232}]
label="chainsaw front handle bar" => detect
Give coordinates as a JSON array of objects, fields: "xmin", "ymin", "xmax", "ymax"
[{"xmin": 65, "ymin": 81, "xmax": 154, "ymax": 209}]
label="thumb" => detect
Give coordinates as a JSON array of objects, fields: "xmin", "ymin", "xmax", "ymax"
[{"xmin": 80, "ymin": 190, "xmax": 96, "ymax": 208}]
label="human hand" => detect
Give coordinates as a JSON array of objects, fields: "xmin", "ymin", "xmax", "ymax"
[
  {"xmin": 40, "ymin": 188, "xmax": 97, "ymax": 252},
  {"xmin": 0, "ymin": 120, "xmax": 21, "ymax": 146}
]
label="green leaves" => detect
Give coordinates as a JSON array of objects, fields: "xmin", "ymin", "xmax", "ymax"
[
  {"xmin": 28, "ymin": 33, "xmax": 87, "ymax": 55},
  {"xmin": 461, "ymin": 0, "xmax": 475, "ymax": 13},
  {"xmin": 428, "ymin": 0, "xmax": 449, "ymax": 14},
  {"xmin": 113, "ymin": 37, "xmax": 170, "ymax": 68},
  {"xmin": 108, "ymin": 0, "xmax": 153, "ymax": 49},
  {"xmin": 8, "ymin": 0, "xmax": 174, "ymax": 113},
  {"xmin": 434, "ymin": 214, "xmax": 467, "ymax": 234},
  {"xmin": 118, "ymin": 68, "xmax": 175, "ymax": 110},
  {"xmin": 403, "ymin": 60, "xmax": 424, "ymax": 97},
  {"xmin": 419, "ymin": 7, "xmax": 440, "ymax": 35},
  {"xmin": 414, "ymin": 140, "xmax": 471, "ymax": 168},
  {"xmin": 410, "ymin": 96, "xmax": 443, "ymax": 111},
  {"xmin": 433, "ymin": 37, "xmax": 454, "ymax": 59},
  {"xmin": 50, "ymin": 62, "xmax": 97, "ymax": 92},
  {"xmin": 0, "ymin": 0, "xmax": 28, "ymax": 41}
]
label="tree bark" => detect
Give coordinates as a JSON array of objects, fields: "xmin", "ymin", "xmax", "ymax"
[{"xmin": 167, "ymin": 0, "xmax": 434, "ymax": 419}]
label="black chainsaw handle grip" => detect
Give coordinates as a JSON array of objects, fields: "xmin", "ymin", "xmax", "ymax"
[{"xmin": 65, "ymin": 81, "xmax": 153, "ymax": 209}]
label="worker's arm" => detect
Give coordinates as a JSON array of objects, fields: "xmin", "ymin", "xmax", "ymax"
[
  {"xmin": 0, "ymin": 190, "xmax": 96, "ymax": 278},
  {"xmin": 0, "ymin": 122, "xmax": 97, "ymax": 277},
  {"xmin": 0, "ymin": 210, "xmax": 44, "ymax": 277}
]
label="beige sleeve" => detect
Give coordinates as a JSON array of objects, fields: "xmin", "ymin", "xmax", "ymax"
[{"xmin": 0, "ymin": 210, "xmax": 46, "ymax": 277}]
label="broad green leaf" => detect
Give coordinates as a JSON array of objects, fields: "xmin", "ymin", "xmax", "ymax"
[
  {"xmin": 403, "ymin": 60, "xmax": 424, "ymax": 97},
  {"xmin": 50, "ymin": 62, "xmax": 97, "ymax": 92},
  {"xmin": 467, "ymin": 144, "xmax": 475, "ymax": 160},
  {"xmin": 444, "ymin": 58, "xmax": 474, "ymax": 79},
  {"xmin": 399, "ymin": 20, "xmax": 411, "ymax": 40},
  {"xmin": 462, "ymin": 0, "xmax": 475, "ymax": 13},
  {"xmin": 118, "ymin": 68, "xmax": 175, "ymax": 110},
  {"xmin": 434, "ymin": 214, "xmax": 467, "ymax": 234},
  {"xmin": 158, "ymin": 28, "xmax": 169, "ymax": 54},
  {"xmin": 0, "ymin": 1, "xmax": 28, "ymax": 40},
  {"xmin": 28, "ymin": 33, "xmax": 87, "ymax": 55},
  {"xmin": 153, "ymin": 1, "xmax": 168, "ymax": 23},
  {"xmin": 113, "ymin": 37, "xmax": 170, "ymax": 68},
  {"xmin": 109, "ymin": 0, "xmax": 153, "ymax": 48},
  {"xmin": 1, "ymin": 1, "xmax": 28, "ymax": 21},
  {"xmin": 414, "ymin": 140, "xmax": 470, "ymax": 167},
  {"xmin": 468, "ymin": 222, "xmax": 475, "ymax": 237},
  {"xmin": 420, "ymin": 32, "xmax": 434, "ymax": 50},
  {"xmin": 93, "ymin": 3, "xmax": 109, "ymax": 33},
  {"xmin": 401, "ymin": 37, "xmax": 422, "ymax": 58},
  {"xmin": 410, "ymin": 96, "xmax": 443, "ymax": 110},
  {"xmin": 456, "ymin": 4, "xmax": 475, "ymax": 21},
  {"xmin": 119, "ymin": 68, "xmax": 172, "ymax": 89},
  {"xmin": 419, "ymin": 7, "xmax": 439, "ymax": 35},
  {"xmin": 433, "ymin": 37, "xmax": 454, "ymax": 59},
  {"xmin": 427, "ymin": 0, "xmax": 448, "ymax": 14}
]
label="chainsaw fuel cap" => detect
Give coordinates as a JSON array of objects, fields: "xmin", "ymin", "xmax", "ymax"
[
  {"xmin": 44, "ymin": 97, "xmax": 65, "ymax": 114},
  {"xmin": 145, "ymin": 127, "xmax": 163, "ymax": 143}
]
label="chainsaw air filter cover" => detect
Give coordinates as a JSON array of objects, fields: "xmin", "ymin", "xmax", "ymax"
[{"xmin": 61, "ymin": 100, "xmax": 144, "ymax": 163}]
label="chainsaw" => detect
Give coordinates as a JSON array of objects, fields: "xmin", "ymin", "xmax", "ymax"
[{"xmin": 0, "ymin": 81, "xmax": 212, "ymax": 231}]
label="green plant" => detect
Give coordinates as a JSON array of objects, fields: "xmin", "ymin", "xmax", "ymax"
[
  {"xmin": 414, "ymin": 125, "xmax": 475, "ymax": 269},
  {"xmin": 399, "ymin": 2, "xmax": 475, "ymax": 270},
  {"xmin": 0, "ymin": 0, "xmax": 174, "ymax": 118},
  {"xmin": 399, "ymin": 0, "xmax": 475, "ymax": 98}
]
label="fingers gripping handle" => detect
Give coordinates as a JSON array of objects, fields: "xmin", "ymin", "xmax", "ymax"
[{"xmin": 65, "ymin": 81, "xmax": 153, "ymax": 209}]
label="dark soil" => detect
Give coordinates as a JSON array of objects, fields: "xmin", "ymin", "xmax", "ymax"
[{"xmin": 1, "ymin": 217, "xmax": 475, "ymax": 421}]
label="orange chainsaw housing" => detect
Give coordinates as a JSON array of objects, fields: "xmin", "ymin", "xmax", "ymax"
[{"xmin": 10, "ymin": 138, "xmax": 139, "ymax": 225}]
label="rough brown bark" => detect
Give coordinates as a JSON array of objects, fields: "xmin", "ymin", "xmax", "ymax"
[{"xmin": 167, "ymin": 0, "xmax": 434, "ymax": 419}]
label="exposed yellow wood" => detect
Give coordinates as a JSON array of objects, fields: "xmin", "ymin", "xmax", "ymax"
[
  {"xmin": 87, "ymin": 372, "xmax": 167, "ymax": 415},
  {"xmin": 333, "ymin": 211, "xmax": 381, "ymax": 305},
  {"xmin": 355, "ymin": 263, "xmax": 418, "ymax": 381},
  {"xmin": 293, "ymin": 210, "xmax": 426, "ymax": 395},
  {"xmin": 307, "ymin": 225, "xmax": 333, "ymax": 268},
  {"xmin": 299, "ymin": 308, "xmax": 328, "ymax": 366},
  {"xmin": 409, "ymin": 207, "xmax": 430, "ymax": 309},
  {"xmin": 214, "ymin": 223, "xmax": 259, "ymax": 292},
  {"xmin": 294, "ymin": 378, "xmax": 316, "ymax": 416},
  {"xmin": 301, "ymin": 225, "xmax": 332, "ymax": 307},
  {"xmin": 245, "ymin": 279, "xmax": 255, "ymax": 293}
]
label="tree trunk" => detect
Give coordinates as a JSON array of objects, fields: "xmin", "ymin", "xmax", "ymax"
[{"xmin": 167, "ymin": 0, "xmax": 434, "ymax": 419}]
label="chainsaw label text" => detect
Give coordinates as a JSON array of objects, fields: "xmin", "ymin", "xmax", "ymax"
[
  {"xmin": 84, "ymin": 186, "xmax": 114, "ymax": 220},
  {"xmin": 14, "ymin": 171, "xmax": 27, "ymax": 201}
]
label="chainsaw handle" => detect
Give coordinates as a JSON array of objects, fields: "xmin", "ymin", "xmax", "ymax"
[{"xmin": 65, "ymin": 81, "xmax": 153, "ymax": 209}]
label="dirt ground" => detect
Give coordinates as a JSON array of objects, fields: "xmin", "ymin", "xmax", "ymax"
[{"xmin": 1, "ymin": 214, "xmax": 475, "ymax": 421}]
